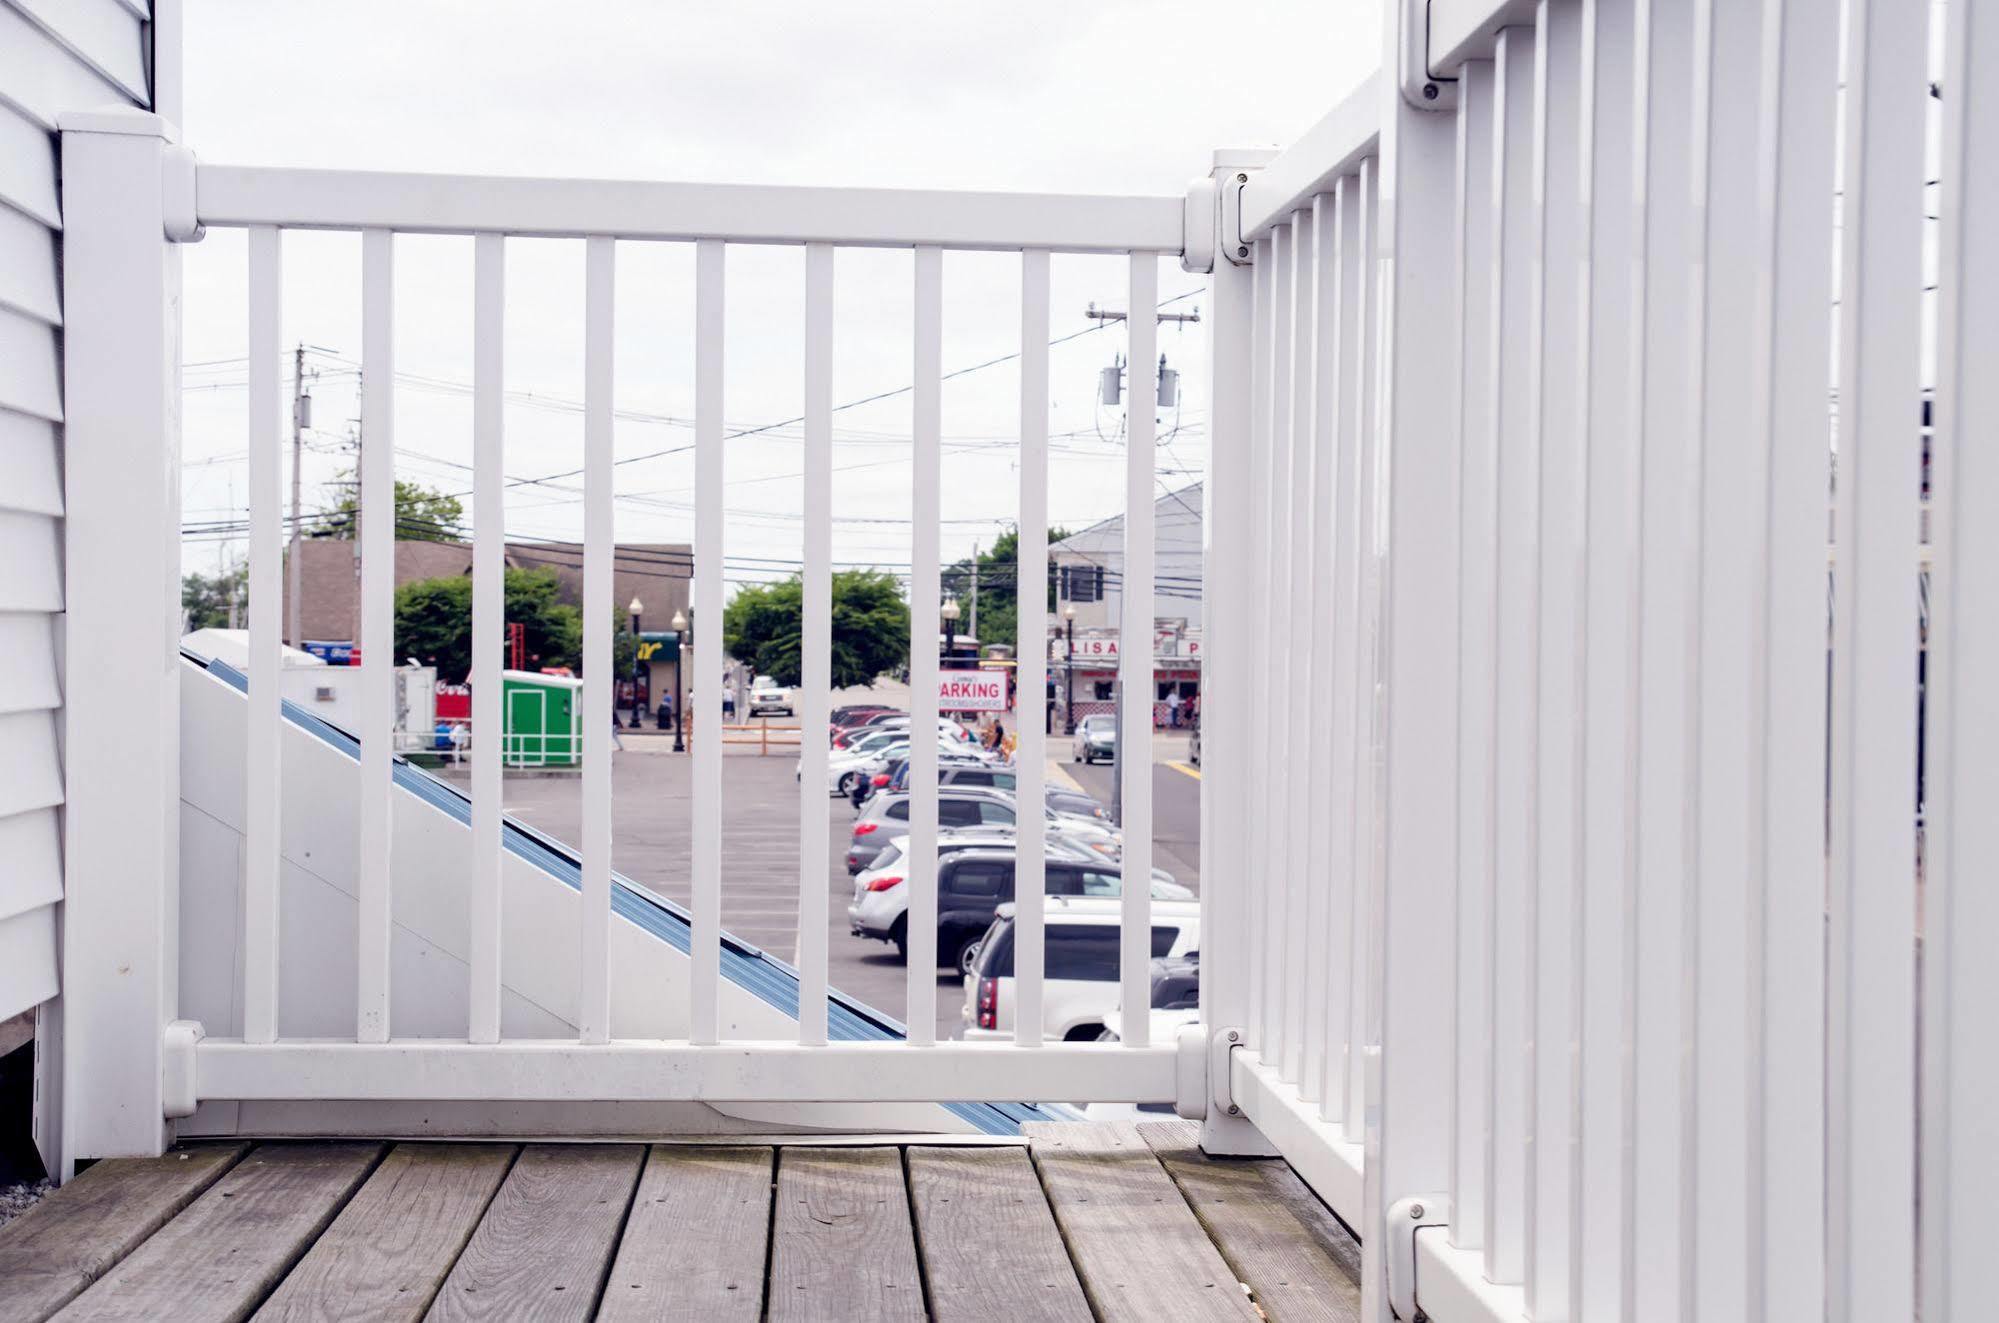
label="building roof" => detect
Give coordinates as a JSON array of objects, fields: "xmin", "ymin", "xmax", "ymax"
[
  {"xmin": 282, "ymin": 537, "xmax": 691, "ymax": 644},
  {"xmin": 1049, "ymin": 482, "xmax": 1204, "ymax": 561}
]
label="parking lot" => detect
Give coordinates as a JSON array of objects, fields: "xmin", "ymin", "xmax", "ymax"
[{"xmin": 453, "ymin": 732, "xmax": 1201, "ymax": 1042}]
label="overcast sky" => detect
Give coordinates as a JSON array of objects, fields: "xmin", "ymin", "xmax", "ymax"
[{"xmin": 177, "ymin": 1, "xmax": 1379, "ymax": 616}]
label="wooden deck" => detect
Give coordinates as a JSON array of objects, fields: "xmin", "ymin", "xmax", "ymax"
[{"xmin": 0, "ymin": 1121, "xmax": 1360, "ymax": 1322}]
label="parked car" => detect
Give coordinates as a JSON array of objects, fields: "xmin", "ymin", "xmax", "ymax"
[
  {"xmin": 850, "ymin": 747, "xmax": 993, "ymax": 807},
  {"xmin": 809, "ymin": 732, "xmax": 968, "ymax": 797},
  {"xmin": 831, "ymin": 703, "xmax": 898, "ymax": 726},
  {"xmin": 959, "ymin": 898, "xmax": 1201, "ymax": 1042},
  {"xmin": 845, "ymin": 787, "xmax": 1120, "ymax": 873},
  {"xmin": 1097, "ymin": 952, "xmax": 1202, "ymax": 1045},
  {"xmin": 847, "ymin": 837, "xmax": 1190, "ymax": 970},
  {"xmin": 749, "ymin": 674, "xmax": 793, "ymax": 717},
  {"xmin": 1072, "ymin": 713, "xmax": 1116, "ymax": 764},
  {"xmin": 881, "ymin": 762, "xmax": 1110, "ymax": 824},
  {"xmin": 1188, "ymin": 713, "xmax": 1200, "ymax": 767}
]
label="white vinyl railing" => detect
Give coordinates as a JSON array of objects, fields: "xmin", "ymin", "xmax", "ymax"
[
  {"xmin": 1192, "ymin": 1, "xmax": 1994, "ymax": 1321},
  {"xmin": 51, "ymin": 0, "xmax": 1999, "ymax": 1317},
  {"xmin": 57, "ymin": 118, "xmax": 1192, "ymax": 1159}
]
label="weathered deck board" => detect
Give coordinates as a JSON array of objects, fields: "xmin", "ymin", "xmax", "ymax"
[
  {"xmin": 0, "ymin": 1142, "xmax": 249, "ymax": 1323},
  {"xmin": 252, "ymin": 1142, "xmax": 516, "ymax": 1322},
  {"xmin": 597, "ymin": 1146, "xmax": 772, "ymax": 1322},
  {"xmin": 908, "ymin": 1146, "xmax": 1092, "ymax": 1323},
  {"xmin": 767, "ymin": 1147, "xmax": 924, "ymax": 1323},
  {"xmin": 425, "ymin": 1143, "xmax": 644, "ymax": 1322},
  {"xmin": 1024, "ymin": 1121, "xmax": 1258, "ymax": 1323},
  {"xmin": 54, "ymin": 1142, "xmax": 384, "ymax": 1323},
  {"xmin": 1139, "ymin": 1120, "xmax": 1362, "ymax": 1321}
]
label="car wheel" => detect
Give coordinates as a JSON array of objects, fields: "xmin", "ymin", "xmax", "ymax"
[
  {"xmin": 890, "ymin": 917, "xmax": 908, "ymax": 963},
  {"xmin": 837, "ymin": 771, "xmax": 857, "ymax": 794},
  {"xmin": 955, "ymin": 936, "xmax": 983, "ymax": 977}
]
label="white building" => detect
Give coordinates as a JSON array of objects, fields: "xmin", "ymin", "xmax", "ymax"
[{"xmin": 1050, "ymin": 481, "xmax": 1203, "ymax": 633}]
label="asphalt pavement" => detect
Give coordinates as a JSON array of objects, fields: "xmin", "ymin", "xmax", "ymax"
[{"xmin": 450, "ymin": 725, "xmax": 1201, "ymax": 1042}]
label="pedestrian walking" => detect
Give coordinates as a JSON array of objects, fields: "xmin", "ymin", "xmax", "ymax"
[
  {"xmin": 610, "ymin": 715, "xmax": 624, "ymax": 752},
  {"xmin": 1167, "ymin": 690, "xmax": 1183, "ymax": 728},
  {"xmin": 656, "ymin": 694, "xmax": 673, "ymax": 730}
]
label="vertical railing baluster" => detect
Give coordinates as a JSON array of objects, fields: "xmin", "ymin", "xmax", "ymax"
[
  {"xmin": 1826, "ymin": 0, "xmax": 1925, "ymax": 1318},
  {"xmin": 244, "ymin": 224, "xmax": 282, "ymax": 1046},
  {"xmin": 1120, "ymin": 251, "xmax": 1157, "ymax": 1051},
  {"xmin": 797, "ymin": 242, "xmax": 834, "ymax": 1048},
  {"xmin": 1631, "ymin": 0, "xmax": 1698, "ymax": 1306},
  {"xmin": 907, "ymin": 245, "xmax": 943, "ymax": 1045},
  {"xmin": 690, "ymin": 238, "xmax": 725, "ymax": 1045},
  {"xmin": 1299, "ymin": 191, "xmax": 1337, "ymax": 1105},
  {"xmin": 580, "ymin": 235, "xmax": 615, "ymax": 1045},
  {"xmin": 1451, "ymin": 56, "xmax": 1498, "ymax": 1249},
  {"xmin": 357, "ymin": 227, "xmax": 396, "ymax": 1044},
  {"xmin": 1281, "ymin": 209, "xmax": 1314, "ymax": 1085},
  {"xmin": 1923, "ymin": 1, "xmax": 1999, "ymax": 1315},
  {"xmin": 1488, "ymin": 27, "xmax": 1538, "ymax": 1284},
  {"xmin": 1261, "ymin": 222, "xmax": 1293, "ymax": 1059},
  {"xmin": 1741, "ymin": 0, "xmax": 1839, "ymax": 1314},
  {"xmin": 1530, "ymin": 5, "xmax": 1586, "ymax": 1313},
  {"xmin": 1575, "ymin": 0, "xmax": 1643, "ymax": 1313},
  {"xmin": 1344, "ymin": 156, "xmax": 1378, "ymax": 1144},
  {"xmin": 1015, "ymin": 248, "xmax": 1051, "ymax": 1048},
  {"xmin": 1687, "ymin": 0, "xmax": 1775, "ymax": 1311},
  {"xmin": 1246, "ymin": 235, "xmax": 1273, "ymax": 1051},
  {"xmin": 470, "ymin": 232, "xmax": 505, "ymax": 1045},
  {"xmin": 1321, "ymin": 172, "xmax": 1359, "ymax": 1126}
]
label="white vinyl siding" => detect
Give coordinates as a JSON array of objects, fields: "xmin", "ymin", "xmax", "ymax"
[{"xmin": 0, "ymin": 0, "xmax": 155, "ymax": 1023}]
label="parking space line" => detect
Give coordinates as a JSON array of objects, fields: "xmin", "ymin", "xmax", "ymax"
[{"xmin": 1166, "ymin": 761, "xmax": 1201, "ymax": 780}]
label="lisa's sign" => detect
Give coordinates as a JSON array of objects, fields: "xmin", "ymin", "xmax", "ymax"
[{"xmin": 938, "ymin": 671, "xmax": 1007, "ymax": 712}]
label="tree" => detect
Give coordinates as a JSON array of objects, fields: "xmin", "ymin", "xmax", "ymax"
[
  {"xmin": 182, "ymin": 563, "xmax": 247, "ymax": 632},
  {"xmin": 311, "ymin": 475, "xmax": 465, "ymax": 542},
  {"xmin": 939, "ymin": 524, "xmax": 1069, "ymax": 653},
  {"xmin": 393, "ymin": 567, "xmax": 582, "ymax": 681},
  {"xmin": 723, "ymin": 569, "xmax": 910, "ymax": 689}
]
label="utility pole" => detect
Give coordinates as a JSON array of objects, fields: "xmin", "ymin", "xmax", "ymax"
[
  {"xmin": 968, "ymin": 542, "xmax": 979, "ymax": 642},
  {"xmin": 288, "ymin": 344, "xmax": 307, "ymax": 646}
]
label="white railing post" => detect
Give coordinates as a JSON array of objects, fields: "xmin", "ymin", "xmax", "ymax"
[
  {"xmin": 1369, "ymin": 14, "xmax": 1463, "ymax": 1323},
  {"xmin": 57, "ymin": 108, "xmax": 196, "ymax": 1168},
  {"xmin": 1193, "ymin": 154, "xmax": 1277, "ymax": 1156}
]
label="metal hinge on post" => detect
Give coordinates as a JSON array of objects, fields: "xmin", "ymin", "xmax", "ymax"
[
  {"xmin": 1399, "ymin": 0, "xmax": 1461, "ymax": 111},
  {"xmin": 1181, "ymin": 162, "xmax": 1261, "ymax": 275},
  {"xmin": 1386, "ymin": 1194, "xmax": 1452, "ymax": 1321},
  {"xmin": 162, "ymin": 143, "xmax": 205, "ymax": 243}
]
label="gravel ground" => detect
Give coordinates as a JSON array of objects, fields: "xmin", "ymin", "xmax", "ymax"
[{"xmin": 0, "ymin": 1177, "xmax": 50, "ymax": 1229}]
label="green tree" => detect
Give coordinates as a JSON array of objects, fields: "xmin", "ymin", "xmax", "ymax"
[
  {"xmin": 311, "ymin": 475, "xmax": 465, "ymax": 542},
  {"xmin": 940, "ymin": 525, "xmax": 1068, "ymax": 653},
  {"xmin": 393, "ymin": 567, "xmax": 582, "ymax": 681},
  {"xmin": 182, "ymin": 563, "xmax": 247, "ymax": 632},
  {"xmin": 722, "ymin": 569, "xmax": 910, "ymax": 689}
]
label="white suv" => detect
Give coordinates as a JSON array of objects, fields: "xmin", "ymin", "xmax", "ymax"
[
  {"xmin": 958, "ymin": 897, "xmax": 1200, "ymax": 1043},
  {"xmin": 749, "ymin": 674, "xmax": 793, "ymax": 716}
]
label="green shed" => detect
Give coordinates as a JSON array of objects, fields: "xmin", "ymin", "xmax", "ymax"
[{"xmin": 502, "ymin": 669, "xmax": 583, "ymax": 767}]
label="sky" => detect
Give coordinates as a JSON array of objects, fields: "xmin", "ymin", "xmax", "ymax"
[{"xmin": 176, "ymin": 0, "xmax": 1380, "ymax": 615}]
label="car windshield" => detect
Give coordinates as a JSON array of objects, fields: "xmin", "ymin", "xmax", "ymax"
[{"xmin": 1081, "ymin": 716, "xmax": 1115, "ymax": 733}]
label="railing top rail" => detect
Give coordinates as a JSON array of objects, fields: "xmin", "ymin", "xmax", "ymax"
[
  {"xmin": 1423, "ymin": 0, "xmax": 1540, "ymax": 75},
  {"xmin": 1240, "ymin": 70, "xmax": 1381, "ymax": 240},
  {"xmin": 192, "ymin": 163, "xmax": 1184, "ymax": 254}
]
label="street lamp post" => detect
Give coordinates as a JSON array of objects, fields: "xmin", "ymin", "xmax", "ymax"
[
  {"xmin": 628, "ymin": 597, "xmax": 643, "ymax": 728},
  {"xmin": 670, "ymin": 608, "xmax": 687, "ymax": 753},
  {"xmin": 941, "ymin": 595, "xmax": 961, "ymax": 670},
  {"xmin": 1063, "ymin": 603, "xmax": 1076, "ymax": 732}
]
